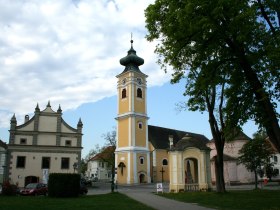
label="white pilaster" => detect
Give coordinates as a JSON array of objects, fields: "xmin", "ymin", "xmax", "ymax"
[
  {"xmin": 133, "ymin": 153, "xmax": 137, "ymax": 183},
  {"xmin": 127, "ymin": 152, "xmax": 131, "ymax": 184}
]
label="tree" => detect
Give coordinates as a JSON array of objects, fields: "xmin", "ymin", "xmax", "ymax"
[
  {"xmin": 145, "ymin": 0, "xmax": 279, "ymax": 193},
  {"xmin": 102, "ymin": 129, "xmax": 116, "ymax": 192},
  {"xmin": 264, "ymin": 163, "xmax": 278, "ymax": 181},
  {"xmin": 84, "ymin": 144, "xmax": 102, "ymax": 162},
  {"xmin": 86, "ymin": 129, "xmax": 116, "ymax": 191},
  {"xmin": 176, "ymin": 74, "xmax": 228, "ymax": 192},
  {"xmin": 80, "ymin": 158, "xmax": 87, "ymax": 175},
  {"xmin": 145, "ymin": 0, "xmax": 280, "ymax": 153},
  {"xmin": 238, "ymin": 131, "xmax": 274, "ymax": 189}
]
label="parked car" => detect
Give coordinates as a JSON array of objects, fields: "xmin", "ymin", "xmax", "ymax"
[
  {"xmin": 92, "ymin": 177, "xmax": 98, "ymax": 182},
  {"xmin": 81, "ymin": 178, "xmax": 92, "ymax": 186},
  {"xmin": 20, "ymin": 183, "xmax": 48, "ymax": 196}
]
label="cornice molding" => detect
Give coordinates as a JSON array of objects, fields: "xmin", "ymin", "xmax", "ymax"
[
  {"xmin": 115, "ymin": 146, "xmax": 149, "ymax": 153},
  {"xmin": 115, "ymin": 112, "xmax": 149, "ymax": 120}
]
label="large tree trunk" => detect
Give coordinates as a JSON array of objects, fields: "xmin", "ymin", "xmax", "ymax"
[
  {"xmin": 226, "ymin": 39, "xmax": 280, "ymax": 152},
  {"xmin": 214, "ymin": 136, "xmax": 226, "ymax": 193},
  {"xmin": 214, "ymin": 151, "xmax": 226, "ymax": 192},
  {"xmin": 239, "ymin": 53, "xmax": 280, "ymax": 152},
  {"xmin": 207, "ymin": 94, "xmax": 226, "ymax": 193}
]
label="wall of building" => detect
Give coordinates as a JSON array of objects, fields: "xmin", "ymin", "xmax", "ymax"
[
  {"xmin": 0, "ymin": 148, "xmax": 6, "ymax": 184},
  {"xmin": 8, "ymin": 103, "xmax": 82, "ymax": 187},
  {"xmin": 9, "ymin": 150, "xmax": 79, "ymax": 187},
  {"xmin": 152, "ymin": 149, "xmax": 169, "ymax": 183}
]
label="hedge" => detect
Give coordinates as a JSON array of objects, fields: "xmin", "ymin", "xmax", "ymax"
[{"xmin": 48, "ymin": 173, "xmax": 80, "ymax": 197}]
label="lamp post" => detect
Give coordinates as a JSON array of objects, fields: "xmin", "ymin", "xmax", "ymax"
[
  {"xmin": 160, "ymin": 167, "xmax": 165, "ymax": 183},
  {"xmin": 73, "ymin": 162, "xmax": 78, "ymax": 173},
  {"xmin": 2, "ymin": 165, "xmax": 6, "ymax": 183},
  {"xmin": 96, "ymin": 168, "xmax": 99, "ymax": 180},
  {"xmin": 110, "ymin": 152, "xmax": 115, "ymax": 193}
]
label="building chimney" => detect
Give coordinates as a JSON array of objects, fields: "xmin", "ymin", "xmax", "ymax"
[
  {"xmin": 169, "ymin": 135, "xmax": 173, "ymax": 148},
  {"xmin": 25, "ymin": 115, "xmax": 29, "ymax": 123}
]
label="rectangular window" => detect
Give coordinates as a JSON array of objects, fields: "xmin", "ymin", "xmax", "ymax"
[
  {"xmin": 16, "ymin": 156, "xmax": 26, "ymax": 168},
  {"xmin": 65, "ymin": 140, "xmax": 71, "ymax": 146},
  {"xmin": 42, "ymin": 157, "xmax": 50, "ymax": 169},
  {"xmin": 274, "ymin": 156, "xmax": 278, "ymax": 163},
  {"xmin": 61, "ymin": 158, "xmax": 70, "ymax": 169},
  {"xmin": 20, "ymin": 138, "xmax": 27, "ymax": 144}
]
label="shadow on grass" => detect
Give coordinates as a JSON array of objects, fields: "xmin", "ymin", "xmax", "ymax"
[
  {"xmin": 0, "ymin": 192, "xmax": 154, "ymax": 210},
  {"xmin": 158, "ymin": 190, "xmax": 280, "ymax": 210}
]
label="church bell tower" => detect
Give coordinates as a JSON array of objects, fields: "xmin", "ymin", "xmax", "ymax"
[{"xmin": 115, "ymin": 40, "xmax": 151, "ymax": 184}]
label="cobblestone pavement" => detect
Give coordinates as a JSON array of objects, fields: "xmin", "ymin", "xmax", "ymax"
[
  {"xmin": 88, "ymin": 182, "xmax": 214, "ymax": 210},
  {"xmin": 87, "ymin": 182, "xmax": 280, "ymax": 210}
]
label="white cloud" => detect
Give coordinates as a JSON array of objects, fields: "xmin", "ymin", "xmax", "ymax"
[{"xmin": 0, "ymin": 0, "xmax": 170, "ymax": 128}]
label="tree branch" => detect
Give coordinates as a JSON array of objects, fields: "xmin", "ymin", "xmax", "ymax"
[{"xmin": 257, "ymin": 0, "xmax": 276, "ymax": 34}]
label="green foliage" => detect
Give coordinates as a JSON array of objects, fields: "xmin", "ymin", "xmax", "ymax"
[
  {"xmin": 1, "ymin": 181, "xmax": 18, "ymax": 196},
  {"xmin": 48, "ymin": 173, "xmax": 80, "ymax": 197},
  {"xmin": 84, "ymin": 144, "xmax": 102, "ymax": 162},
  {"xmin": 80, "ymin": 158, "xmax": 87, "ymax": 175},
  {"xmin": 238, "ymin": 133, "xmax": 273, "ymax": 173},
  {"xmin": 145, "ymin": 0, "xmax": 280, "ymax": 151}
]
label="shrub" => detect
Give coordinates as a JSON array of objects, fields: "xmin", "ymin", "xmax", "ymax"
[
  {"xmin": 2, "ymin": 181, "xmax": 18, "ymax": 196},
  {"xmin": 48, "ymin": 173, "xmax": 80, "ymax": 197}
]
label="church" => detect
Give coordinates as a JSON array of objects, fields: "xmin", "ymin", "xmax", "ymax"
[{"xmin": 114, "ymin": 40, "xmax": 212, "ymax": 192}]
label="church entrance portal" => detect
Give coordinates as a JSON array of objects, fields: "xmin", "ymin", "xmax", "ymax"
[
  {"xmin": 139, "ymin": 174, "xmax": 145, "ymax": 183},
  {"xmin": 185, "ymin": 158, "xmax": 198, "ymax": 184}
]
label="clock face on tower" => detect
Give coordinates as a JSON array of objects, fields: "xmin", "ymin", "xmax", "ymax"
[
  {"xmin": 122, "ymin": 78, "xmax": 126, "ymax": 85},
  {"xmin": 137, "ymin": 78, "xmax": 142, "ymax": 85}
]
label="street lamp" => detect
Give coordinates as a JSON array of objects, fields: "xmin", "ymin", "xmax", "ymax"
[
  {"xmin": 2, "ymin": 165, "xmax": 6, "ymax": 183},
  {"xmin": 73, "ymin": 162, "xmax": 78, "ymax": 173}
]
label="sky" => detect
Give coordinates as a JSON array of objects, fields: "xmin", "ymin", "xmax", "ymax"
[{"xmin": 0, "ymin": 0, "xmax": 259, "ymax": 158}]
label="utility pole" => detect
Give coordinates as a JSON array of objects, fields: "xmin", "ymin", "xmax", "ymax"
[{"xmin": 160, "ymin": 167, "xmax": 165, "ymax": 183}]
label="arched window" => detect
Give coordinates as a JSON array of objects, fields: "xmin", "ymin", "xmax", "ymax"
[
  {"xmin": 122, "ymin": 88, "xmax": 127, "ymax": 98},
  {"xmin": 162, "ymin": 159, "xmax": 168, "ymax": 166},
  {"xmin": 137, "ymin": 88, "xmax": 142, "ymax": 98},
  {"xmin": 139, "ymin": 156, "xmax": 144, "ymax": 165}
]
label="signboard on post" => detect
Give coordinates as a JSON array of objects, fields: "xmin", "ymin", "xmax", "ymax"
[
  {"xmin": 42, "ymin": 169, "xmax": 49, "ymax": 184},
  {"xmin": 156, "ymin": 183, "xmax": 163, "ymax": 193}
]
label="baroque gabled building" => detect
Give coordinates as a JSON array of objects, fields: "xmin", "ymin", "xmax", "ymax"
[{"xmin": 7, "ymin": 102, "xmax": 83, "ymax": 187}]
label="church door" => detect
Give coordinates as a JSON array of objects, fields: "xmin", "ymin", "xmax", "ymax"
[{"xmin": 139, "ymin": 174, "xmax": 145, "ymax": 183}]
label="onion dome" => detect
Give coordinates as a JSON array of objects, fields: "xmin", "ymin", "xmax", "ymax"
[{"xmin": 119, "ymin": 40, "xmax": 144, "ymax": 73}]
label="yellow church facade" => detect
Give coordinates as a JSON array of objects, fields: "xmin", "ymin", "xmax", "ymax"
[{"xmin": 115, "ymin": 40, "xmax": 212, "ymax": 192}]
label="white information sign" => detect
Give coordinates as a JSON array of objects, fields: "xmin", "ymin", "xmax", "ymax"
[
  {"xmin": 156, "ymin": 183, "xmax": 163, "ymax": 193},
  {"xmin": 42, "ymin": 169, "xmax": 49, "ymax": 184}
]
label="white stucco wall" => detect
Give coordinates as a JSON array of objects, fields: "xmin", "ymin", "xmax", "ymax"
[
  {"xmin": 38, "ymin": 116, "xmax": 57, "ymax": 132},
  {"xmin": 9, "ymin": 151, "xmax": 79, "ymax": 187}
]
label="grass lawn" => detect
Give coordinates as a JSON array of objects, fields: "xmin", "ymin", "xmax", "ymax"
[
  {"xmin": 159, "ymin": 190, "xmax": 280, "ymax": 210},
  {"xmin": 0, "ymin": 193, "xmax": 154, "ymax": 210}
]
